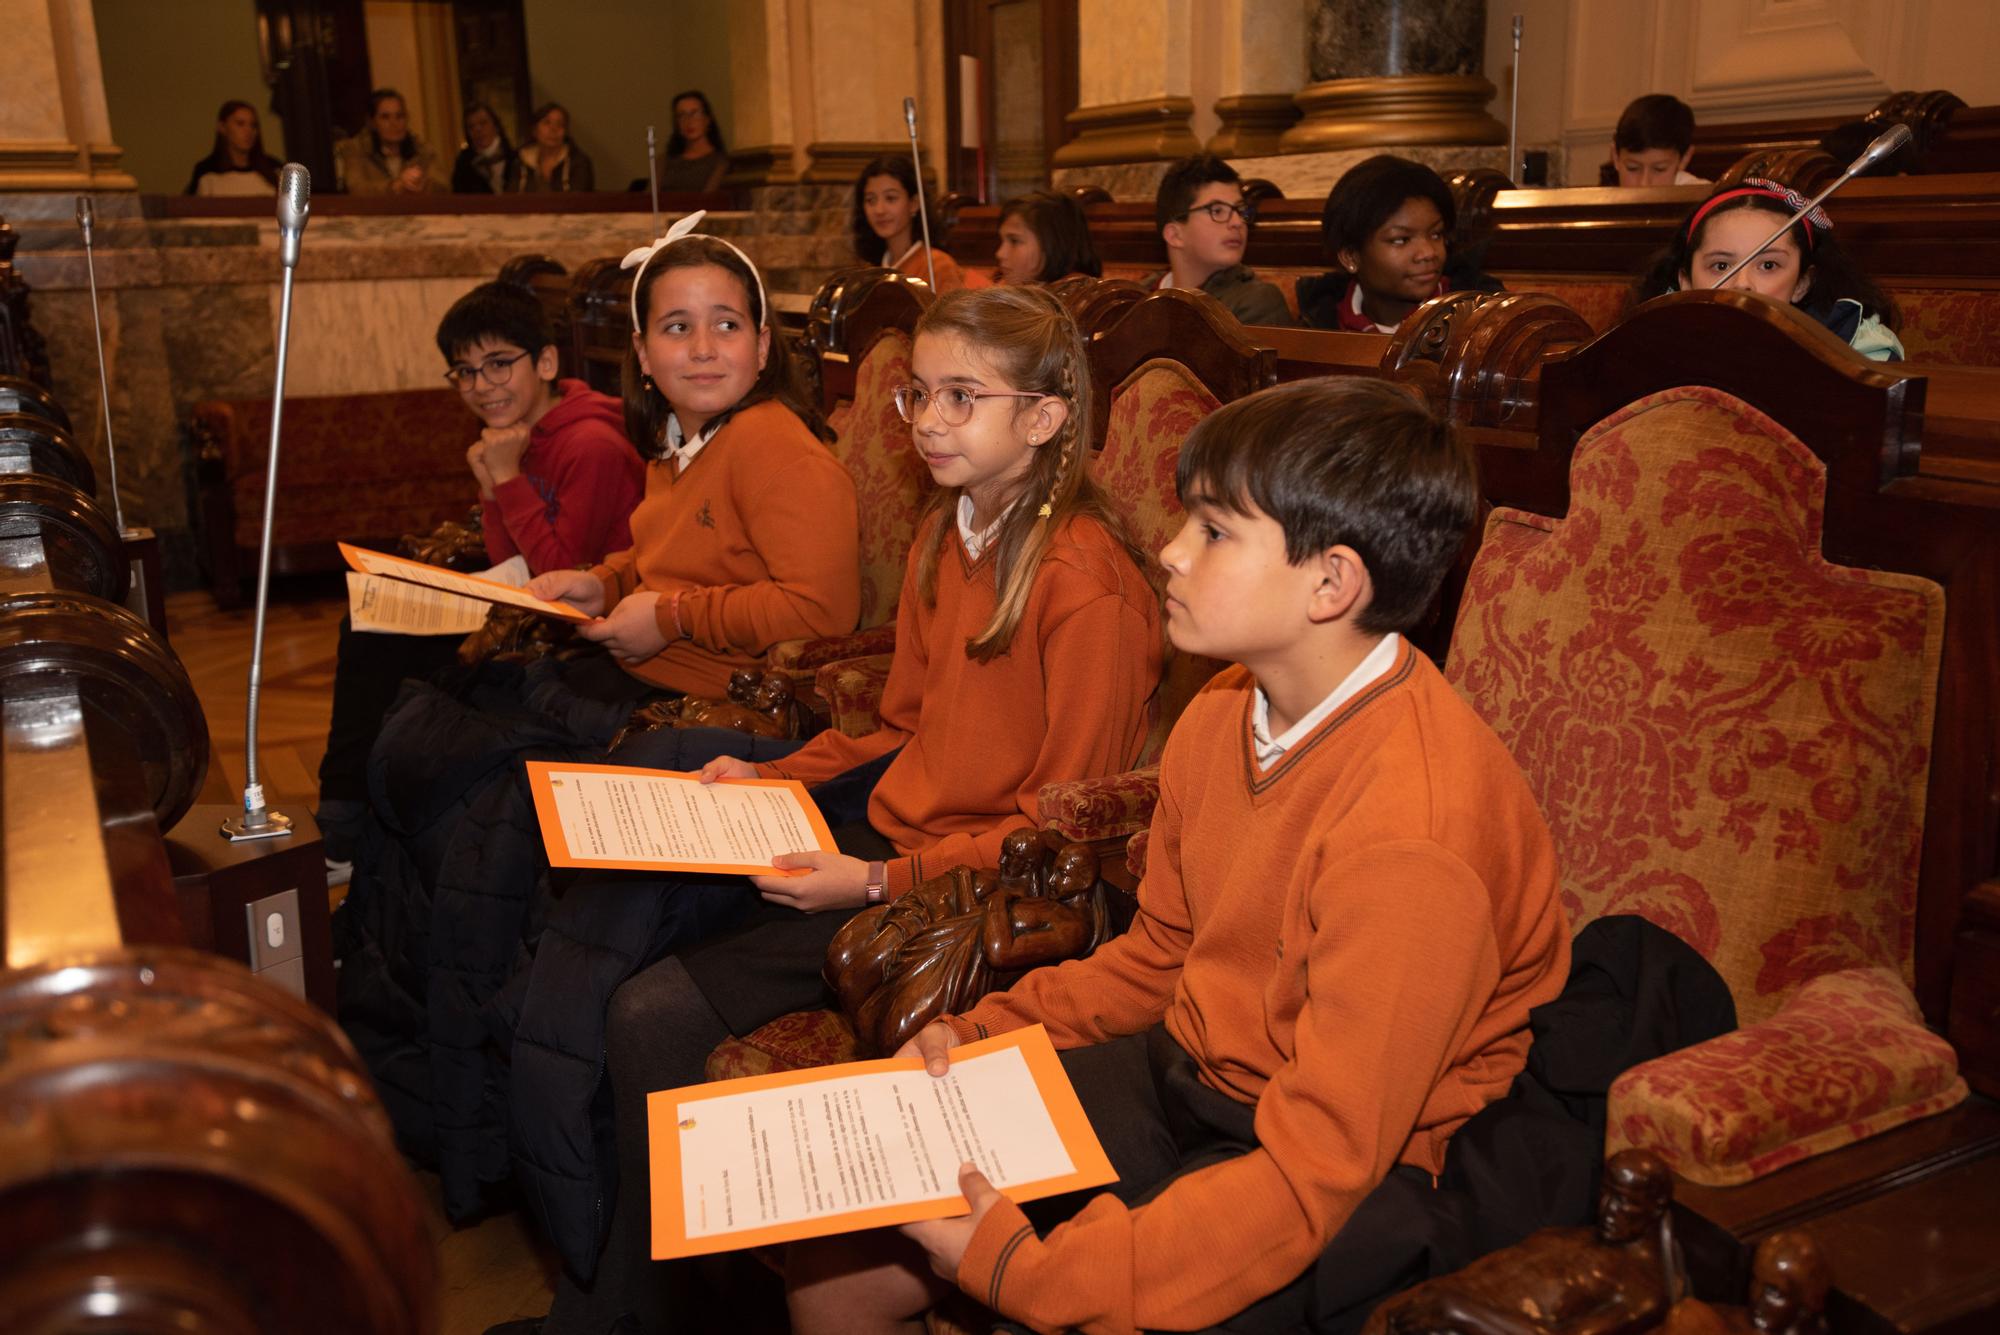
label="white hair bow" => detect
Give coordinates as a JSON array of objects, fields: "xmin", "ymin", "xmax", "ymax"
[{"xmin": 620, "ymin": 209, "xmax": 769, "ymax": 333}]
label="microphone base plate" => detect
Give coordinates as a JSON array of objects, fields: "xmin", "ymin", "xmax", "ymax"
[{"xmin": 221, "ymin": 810, "xmax": 294, "ymax": 842}]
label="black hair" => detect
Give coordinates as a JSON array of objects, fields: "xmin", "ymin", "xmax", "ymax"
[
  {"xmin": 1615, "ymin": 94, "xmax": 1696, "ymax": 155},
  {"xmin": 435, "ymin": 281, "xmax": 557, "ymax": 363},
  {"xmin": 666, "ymin": 89, "xmax": 726, "ymax": 157},
  {"xmin": 529, "ymin": 101, "xmax": 570, "ymax": 143},
  {"xmin": 365, "ymin": 87, "xmax": 420, "ymax": 159},
  {"xmin": 623, "ymin": 236, "xmax": 831, "ymax": 457},
  {"xmin": 1634, "ymin": 186, "xmax": 1899, "ymax": 327},
  {"xmin": 461, "ymin": 101, "xmax": 511, "ymax": 154},
  {"xmin": 849, "ymin": 156, "xmax": 940, "ymax": 263},
  {"xmin": 998, "ymin": 190, "xmax": 1102, "ymax": 280},
  {"xmin": 1177, "ymin": 377, "xmax": 1477, "ymax": 634},
  {"xmin": 1153, "ymin": 154, "xmax": 1242, "ymax": 233},
  {"xmin": 1320, "ymin": 155, "xmax": 1456, "ymax": 261},
  {"xmin": 187, "ymin": 98, "xmax": 280, "ymax": 192}
]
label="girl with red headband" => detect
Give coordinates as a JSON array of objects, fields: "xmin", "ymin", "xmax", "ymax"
[{"xmin": 1636, "ymin": 177, "xmax": 1903, "ymax": 360}]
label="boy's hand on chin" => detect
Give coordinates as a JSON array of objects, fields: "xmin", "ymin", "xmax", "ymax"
[
  {"xmin": 465, "ymin": 440, "xmax": 496, "ymax": 498},
  {"xmin": 578, "ymin": 591, "xmax": 667, "ymax": 660},
  {"xmin": 751, "ymin": 851, "xmax": 870, "ymax": 911},
  {"xmin": 901, "ymin": 1163, "xmax": 1002, "ymax": 1280},
  {"xmin": 480, "ymin": 423, "xmax": 532, "ymax": 483}
]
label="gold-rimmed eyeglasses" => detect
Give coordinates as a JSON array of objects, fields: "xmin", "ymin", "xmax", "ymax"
[{"xmin": 892, "ymin": 385, "xmax": 1045, "ymax": 427}]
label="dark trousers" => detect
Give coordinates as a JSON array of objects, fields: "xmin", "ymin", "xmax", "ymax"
[{"xmin": 318, "ymin": 615, "xmax": 464, "ymax": 805}]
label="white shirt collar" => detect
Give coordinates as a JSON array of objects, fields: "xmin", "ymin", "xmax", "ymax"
[
  {"xmin": 955, "ymin": 493, "xmax": 1009, "ymax": 561},
  {"xmin": 886, "ymin": 241, "xmax": 924, "ymax": 269},
  {"xmin": 1251, "ymin": 634, "xmax": 1402, "ymax": 771},
  {"xmin": 1350, "ymin": 281, "xmax": 1400, "ymax": 334},
  {"xmin": 1157, "ymin": 270, "xmax": 1177, "ymax": 291},
  {"xmin": 664, "ymin": 413, "xmax": 723, "ymax": 473}
]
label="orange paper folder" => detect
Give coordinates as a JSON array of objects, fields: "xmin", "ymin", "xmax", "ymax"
[
  {"xmin": 336, "ymin": 542, "xmax": 590, "ymax": 623},
  {"xmin": 648, "ymin": 1025, "xmax": 1116, "ymax": 1259},
  {"xmin": 525, "ymin": 760, "xmax": 837, "ymax": 876}
]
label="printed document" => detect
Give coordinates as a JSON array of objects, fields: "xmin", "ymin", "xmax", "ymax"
[
  {"xmin": 347, "ymin": 555, "xmax": 532, "ymax": 636},
  {"xmin": 338, "ymin": 542, "xmax": 589, "ymax": 622},
  {"xmin": 526, "ymin": 760, "xmax": 837, "ymax": 875}
]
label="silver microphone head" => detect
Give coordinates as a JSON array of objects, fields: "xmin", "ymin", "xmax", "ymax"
[
  {"xmin": 276, "ymin": 163, "xmax": 311, "ymax": 268},
  {"xmin": 903, "ymin": 97, "xmax": 918, "ymax": 134},
  {"xmin": 1853, "ymin": 123, "xmax": 1914, "ymax": 174},
  {"xmin": 75, "ymin": 195, "xmax": 94, "ymax": 243}
]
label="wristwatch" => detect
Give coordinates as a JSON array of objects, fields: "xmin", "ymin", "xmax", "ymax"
[{"xmin": 865, "ymin": 861, "xmax": 888, "ymax": 905}]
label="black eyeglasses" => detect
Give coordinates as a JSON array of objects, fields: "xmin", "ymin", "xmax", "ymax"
[
  {"xmin": 443, "ymin": 349, "xmax": 531, "ymax": 389},
  {"xmin": 1178, "ymin": 201, "xmax": 1255, "ymax": 226}
]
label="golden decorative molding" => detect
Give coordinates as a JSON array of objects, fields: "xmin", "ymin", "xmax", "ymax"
[
  {"xmin": 1280, "ymin": 74, "xmax": 1504, "ymax": 152},
  {"xmin": 1051, "ymin": 97, "xmax": 1203, "ymax": 168},
  {"xmin": 0, "ymin": 138, "xmax": 135, "ymax": 191},
  {"xmin": 722, "ymin": 143, "xmax": 798, "ymax": 188},
  {"xmin": 1207, "ymin": 94, "xmax": 1304, "ymax": 159},
  {"xmin": 802, "ymin": 141, "xmax": 911, "ymax": 185}
]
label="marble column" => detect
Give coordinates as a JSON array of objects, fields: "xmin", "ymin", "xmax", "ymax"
[
  {"xmin": 1207, "ymin": 0, "xmax": 1308, "ymax": 158},
  {"xmin": 0, "ymin": 0, "xmax": 134, "ymax": 192},
  {"xmin": 1281, "ymin": 0, "xmax": 1504, "ymax": 152},
  {"xmin": 798, "ymin": 0, "xmax": 922, "ymax": 185},
  {"xmin": 1051, "ymin": 0, "xmax": 1202, "ymax": 169}
]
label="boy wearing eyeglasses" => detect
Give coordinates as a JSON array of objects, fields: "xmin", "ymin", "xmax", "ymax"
[
  {"xmin": 1148, "ymin": 154, "xmax": 1295, "ymax": 327},
  {"xmin": 316, "ymin": 282, "xmax": 642, "ymax": 883}
]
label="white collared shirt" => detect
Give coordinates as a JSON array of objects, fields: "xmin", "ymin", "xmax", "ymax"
[
  {"xmin": 956, "ymin": 493, "xmax": 1008, "ymax": 561},
  {"xmin": 1349, "ymin": 281, "xmax": 1400, "ymax": 334},
  {"xmin": 1157, "ymin": 271, "xmax": 1177, "ymax": 291},
  {"xmin": 1251, "ymin": 633, "xmax": 1402, "ymax": 771},
  {"xmin": 885, "ymin": 241, "xmax": 924, "ymax": 269},
  {"xmin": 664, "ymin": 412, "xmax": 724, "ymax": 473}
]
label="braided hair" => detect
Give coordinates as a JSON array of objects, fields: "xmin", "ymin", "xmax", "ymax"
[{"xmin": 911, "ymin": 286, "xmax": 1140, "ymax": 661}]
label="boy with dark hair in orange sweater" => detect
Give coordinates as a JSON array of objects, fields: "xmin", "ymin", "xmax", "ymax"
[{"xmin": 787, "ymin": 377, "xmax": 1572, "ymax": 1335}]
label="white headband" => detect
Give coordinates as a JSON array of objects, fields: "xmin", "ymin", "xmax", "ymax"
[{"xmin": 620, "ymin": 210, "xmax": 769, "ymax": 333}]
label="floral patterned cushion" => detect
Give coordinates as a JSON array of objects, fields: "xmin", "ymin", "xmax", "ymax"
[
  {"xmin": 1501, "ymin": 278, "xmax": 1634, "ymax": 334},
  {"xmin": 1607, "ymin": 966, "xmax": 1967, "ymax": 1185},
  {"xmin": 816, "ymin": 653, "xmax": 894, "ymax": 738},
  {"xmin": 827, "ymin": 332, "xmax": 931, "ymax": 629},
  {"xmin": 1126, "ymin": 827, "xmax": 1151, "ymax": 880},
  {"xmin": 1892, "ymin": 288, "xmax": 2000, "ymax": 367},
  {"xmin": 1039, "ymin": 766, "xmax": 1161, "ymax": 842},
  {"xmin": 1446, "ymin": 386, "xmax": 1945, "ymax": 1024},
  {"xmin": 769, "ymin": 621, "xmax": 900, "ymax": 672},
  {"xmin": 706, "ymin": 1009, "xmax": 862, "ymax": 1082}
]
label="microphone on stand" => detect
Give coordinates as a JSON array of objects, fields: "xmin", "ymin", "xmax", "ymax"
[
  {"xmin": 222, "ymin": 162, "xmax": 311, "ymax": 842},
  {"xmin": 75, "ymin": 196, "xmax": 128, "ymax": 536},
  {"xmin": 647, "ymin": 124, "xmax": 661, "ymax": 238},
  {"xmin": 1714, "ymin": 124, "xmax": 1913, "ymax": 288},
  {"xmin": 1507, "ymin": 15, "xmax": 1523, "ymax": 183},
  {"xmin": 902, "ymin": 96, "xmax": 939, "ymax": 291}
]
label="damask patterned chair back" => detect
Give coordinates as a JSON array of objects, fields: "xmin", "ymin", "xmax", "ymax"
[
  {"xmin": 826, "ymin": 330, "xmax": 929, "ymax": 628},
  {"xmin": 1445, "ymin": 385, "xmax": 1945, "ymax": 1023}
]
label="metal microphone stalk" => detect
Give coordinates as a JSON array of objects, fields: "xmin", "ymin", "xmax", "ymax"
[
  {"xmin": 74, "ymin": 195, "xmax": 127, "ymax": 535},
  {"xmin": 224, "ymin": 162, "xmax": 311, "ymax": 842},
  {"xmin": 1713, "ymin": 125, "xmax": 1912, "ymax": 288},
  {"xmin": 1508, "ymin": 15, "xmax": 1524, "ymax": 183},
  {"xmin": 901, "ymin": 96, "xmax": 938, "ymax": 291},
  {"xmin": 647, "ymin": 124, "xmax": 661, "ymax": 238}
]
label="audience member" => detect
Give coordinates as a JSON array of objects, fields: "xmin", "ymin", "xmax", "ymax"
[
  {"xmin": 786, "ymin": 375, "xmax": 1569, "ymax": 1334},
  {"xmin": 852, "ymin": 155, "xmax": 986, "ymax": 292},
  {"xmin": 451, "ymin": 102, "xmax": 520, "ymax": 194},
  {"xmin": 184, "ymin": 99, "xmax": 281, "ymax": 196},
  {"xmin": 338, "ymin": 88, "xmax": 444, "ymax": 194},
  {"xmin": 1637, "ymin": 177, "xmax": 1904, "ymax": 360},
  {"xmin": 1146, "ymin": 154, "xmax": 1293, "ymax": 326},
  {"xmin": 654, "ymin": 88, "xmax": 730, "ymax": 193},
  {"xmin": 517, "ymin": 285, "xmax": 1161, "ymax": 1333},
  {"xmin": 518, "ymin": 102, "xmax": 594, "ymax": 192},
  {"xmin": 1296, "ymin": 155, "xmax": 1503, "ymax": 333},
  {"xmin": 315, "ymin": 282, "xmax": 642, "ymax": 877},
  {"xmin": 1612, "ymin": 94, "xmax": 1707, "ymax": 187},
  {"xmin": 995, "ymin": 189, "xmax": 1102, "ymax": 284}
]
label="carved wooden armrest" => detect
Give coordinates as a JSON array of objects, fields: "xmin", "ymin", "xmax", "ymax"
[
  {"xmin": 813, "ymin": 653, "xmax": 894, "ymax": 738},
  {"xmin": 769, "ymin": 620, "xmax": 898, "ymax": 672},
  {"xmin": 400, "ymin": 505, "xmax": 486, "ymax": 571},
  {"xmin": 1037, "ymin": 766, "xmax": 1161, "ymax": 843}
]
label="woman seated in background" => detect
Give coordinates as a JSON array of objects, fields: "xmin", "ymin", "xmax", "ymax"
[
  {"xmin": 1295, "ymin": 155, "xmax": 1501, "ymax": 333},
  {"xmin": 517, "ymin": 102, "xmax": 594, "ymax": 192},
  {"xmin": 338, "ymin": 88, "xmax": 444, "ymax": 194},
  {"xmin": 185, "ymin": 99, "xmax": 281, "ymax": 196},
  {"xmin": 451, "ymin": 102, "xmax": 521, "ymax": 194},
  {"xmin": 654, "ymin": 88, "xmax": 729, "ymax": 193},
  {"xmin": 852, "ymin": 155, "xmax": 986, "ymax": 292},
  {"xmin": 994, "ymin": 189, "xmax": 1102, "ymax": 285},
  {"xmin": 1635, "ymin": 177, "xmax": 1903, "ymax": 360}
]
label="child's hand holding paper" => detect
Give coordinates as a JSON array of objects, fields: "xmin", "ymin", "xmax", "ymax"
[{"xmin": 751, "ymin": 849, "xmax": 872, "ymax": 909}]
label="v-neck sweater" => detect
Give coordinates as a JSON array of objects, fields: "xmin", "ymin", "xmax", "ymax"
[
  {"xmin": 948, "ymin": 644, "xmax": 1571, "ymax": 1334},
  {"xmin": 759, "ymin": 510, "xmax": 1160, "ymax": 897}
]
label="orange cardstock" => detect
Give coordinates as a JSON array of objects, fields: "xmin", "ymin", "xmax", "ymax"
[
  {"xmin": 647, "ymin": 1025, "xmax": 1116, "ymax": 1259},
  {"xmin": 337, "ymin": 542, "xmax": 591, "ymax": 623},
  {"xmin": 526, "ymin": 760, "xmax": 837, "ymax": 876}
]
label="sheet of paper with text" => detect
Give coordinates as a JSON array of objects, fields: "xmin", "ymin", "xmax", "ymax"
[{"xmin": 525, "ymin": 761, "xmax": 837, "ymax": 875}]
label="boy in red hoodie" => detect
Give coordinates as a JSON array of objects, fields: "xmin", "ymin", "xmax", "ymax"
[{"xmin": 317, "ymin": 282, "xmax": 643, "ymax": 878}]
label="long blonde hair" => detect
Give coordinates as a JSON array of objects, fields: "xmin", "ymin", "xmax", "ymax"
[{"xmin": 913, "ymin": 286, "xmax": 1136, "ymax": 661}]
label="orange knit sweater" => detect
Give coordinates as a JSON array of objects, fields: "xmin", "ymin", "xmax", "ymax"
[
  {"xmin": 590, "ymin": 400, "xmax": 860, "ymax": 698},
  {"xmin": 947, "ymin": 644, "xmax": 1572, "ymax": 1334},
  {"xmin": 758, "ymin": 511, "xmax": 1160, "ymax": 897}
]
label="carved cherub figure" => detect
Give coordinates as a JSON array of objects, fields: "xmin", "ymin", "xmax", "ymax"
[
  {"xmin": 606, "ymin": 668, "xmax": 800, "ymax": 753},
  {"xmin": 1367, "ymin": 1149, "xmax": 1686, "ymax": 1335},
  {"xmin": 1661, "ymin": 1233, "xmax": 1828, "ymax": 1335}
]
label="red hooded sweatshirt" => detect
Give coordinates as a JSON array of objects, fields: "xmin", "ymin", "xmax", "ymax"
[{"xmin": 481, "ymin": 378, "xmax": 644, "ymax": 573}]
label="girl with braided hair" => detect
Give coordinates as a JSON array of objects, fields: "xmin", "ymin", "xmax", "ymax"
[
  {"xmin": 514, "ymin": 286, "xmax": 1162, "ymax": 1335},
  {"xmin": 1635, "ymin": 177, "xmax": 1903, "ymax": 360}
]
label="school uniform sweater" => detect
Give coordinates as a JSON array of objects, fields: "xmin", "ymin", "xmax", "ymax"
[
  {"xmin": 757, "ymin": 511, "xmax": 1160, "ymax": 898},
  {"xmin": 947, "ymin": 644, "xmax": 1572, "ymax": 1335},
  {"xmin": 589, "ymin": 399, "xmax": 860, "ymax": 698},
  {"xmin": 481, "ymin": 379, "xmax": 643, "ymax": 574},
  {"xmin": 892, "ymin": 243, "xmax": 993, "ymax": 293}
]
